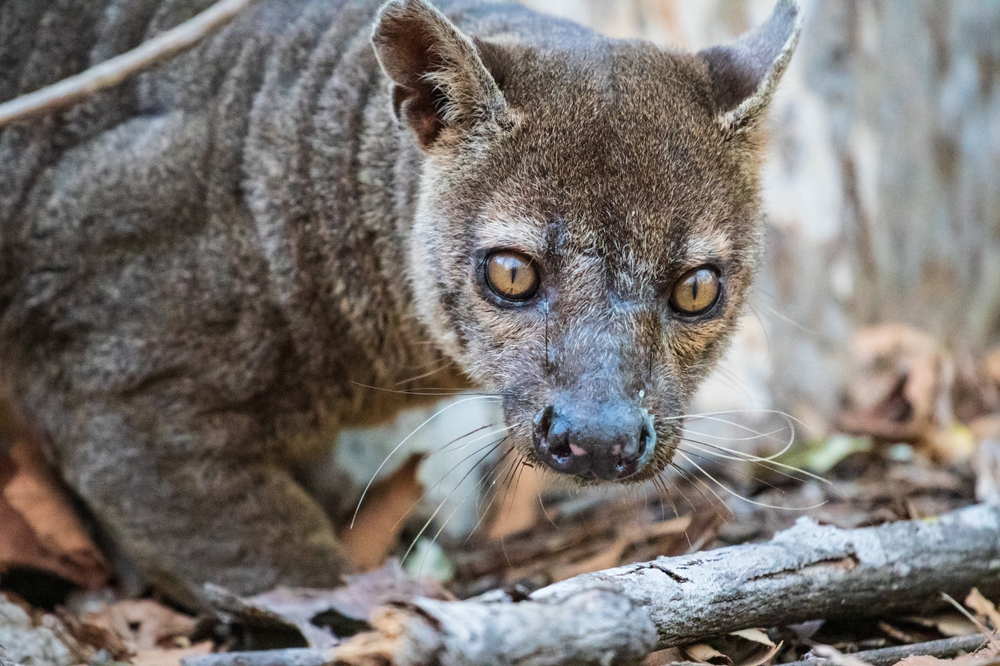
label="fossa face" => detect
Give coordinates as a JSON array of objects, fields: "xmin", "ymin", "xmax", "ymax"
[{"xmin": 374, "ymin": 0, "xmax": 800, "ymax": 484}]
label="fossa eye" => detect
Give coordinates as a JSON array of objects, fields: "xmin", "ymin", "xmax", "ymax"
[
  {"xmin": 669, "ymin": 266, "xmax": 721, "ymax": 316},
  {"xmin": 485, "ymin": 251, "xmax": 539, "ymax": 301}
]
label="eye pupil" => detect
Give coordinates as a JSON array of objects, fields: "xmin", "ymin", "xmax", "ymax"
[
  {"xmin": 485, "ymin": 251, "xmax": 539, "ymax": 302},
  {"xmin": 669, "ymin": 266, "xmax": 720, "ymax": 316}
]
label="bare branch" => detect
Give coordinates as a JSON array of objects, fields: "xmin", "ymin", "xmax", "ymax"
[
  {"xmin": 0, "ymin": 0, "xmax": 259, "ymax": 128},
  {"xmin": 784, "ymin": 634, "xmax": 990, "ymax": 666},
  {"xmin": 183, "ymin": 649, "xmax": 328, "ymax": 666},
  {"xmin": 194, "ymin": 636, "xmax": 991, "ymax": 666},
  {"xmin": 329, "ymin": 503, "xmax": 1000, "ymax": 666}
]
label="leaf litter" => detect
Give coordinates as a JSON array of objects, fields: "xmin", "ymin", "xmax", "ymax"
[{"xmin": 2, "ymin": 323, "xmax": 999, "ymax": 666}]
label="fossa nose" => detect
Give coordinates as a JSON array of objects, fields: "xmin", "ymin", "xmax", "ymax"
[{"xmin": 532, "ymin": 397, "xmax": 656, "ymax": 481}]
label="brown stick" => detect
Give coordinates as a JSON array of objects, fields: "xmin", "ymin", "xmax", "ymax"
[
  {"xmin": 0, "ymin": 0, "xmax": 259, "ymax": 128},
  {"xmin": 783, "ymin": 634, "xmax": 990, "ymax": 666},
  {"xmin": 330, "ymin": 503, "xmax": 1000, "ymax": 666}
]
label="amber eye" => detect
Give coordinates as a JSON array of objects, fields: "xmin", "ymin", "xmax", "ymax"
[
  {"xmin": 669, "ymin": 266, "xmax": 721, "ymax": 316},
  {"xmin": 485, "ymin": 251, "xmax": 539, "ymax": 301}
]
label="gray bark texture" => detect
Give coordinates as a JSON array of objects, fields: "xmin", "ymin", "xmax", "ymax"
[{"xmin": 329, "ymin": 503, "xmax": 1000, "ymax": 666}]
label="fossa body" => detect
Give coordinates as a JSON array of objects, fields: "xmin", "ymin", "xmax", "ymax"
[{"xmin": 0, "ymin": 0, "xmax": 800, "ymax": 602}]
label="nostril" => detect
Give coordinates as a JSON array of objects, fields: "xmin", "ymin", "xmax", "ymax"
[
  {"xmin": 636, "ymin": 421, "xmax": 653, "ymax": 460},
  {"xmin": 533, "ymin": 405, "xmax": 583, "ymax": 473},
  {"xmin": 612, "ymin": 418, "xmax": 655, "ymax": 478},
  {"xmin": 547, "ymin": 420, "xmax": 572, "ymax": 462}
]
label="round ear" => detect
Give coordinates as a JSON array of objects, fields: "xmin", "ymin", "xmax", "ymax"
[
  {"xmin": 371, "ymin": 0, "xmax": 509, "ymax": 150},
  {"xmin": 698, "ymin": 0, "xmax": 802, "ymax": 132}
]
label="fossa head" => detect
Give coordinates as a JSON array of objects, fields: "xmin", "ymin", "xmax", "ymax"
[{"xmin": 372, "ymin": 0, "xmax": 801, "ymax": 483}]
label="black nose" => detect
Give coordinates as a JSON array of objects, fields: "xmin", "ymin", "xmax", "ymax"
[{"xmin": 532, "ymin": 401, "xmax": 655, "ymax": 480}]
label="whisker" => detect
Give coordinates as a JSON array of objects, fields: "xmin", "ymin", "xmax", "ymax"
[
  {"xmin": 677, "ymin": 411, "xmax": 801, "ymax": 462},
  {"xmin": 537, "ymin": 475, "xmax": 558, "ymax": 529},
  {"xmin": 491, "ymin": 447, "xmax": 524, "ymax": 515},
  {"xmin": 665, "ymin": 408, "xmax": 810, "ymax": 432},
  {"xmin": 427, "ymin": 423, "xmax": 516, "ymax": 464},
  {"xmin": 504, "ymin": 453, "xmax": 530, "ymax": 522},
  {"xmin": 682, "ymin": 425, "xmax": 789, "ymax": 443},
  {"xmin": 350, "ymin": 380, "xmax": 506, "ymax": 398},
  {"xmin": 680, "ymin": 436, "xmax": 831, "ymax": 485},
  {"xmin": 679, "ymin": 439, "xmax": 809, "ymax": 486},
  {"xmin": 648, "ymin": 476, "xmax": 668, "ymax": 523},
  {"xmin": 711, "ymin": 362, "xmax": 760, "ymax": 408},
  {"xmin": 404, "ymin": 435, "xmax": 513, "ymax": 566},
  {"xmin": 653, "ymin": 476, "xmax": 691, "ymax": 549},
  {"xmin": 401, "ymin": 437, "xmax": 509, "ymax": 565},
  {"xmin": 395, "ymin": 358, "xmax": 455, "ymax": 385},
  {"xmin": 389, "ymin": 434, "xmax": 513, "ymax": 534},
  {"xmin": 462, "ymin": 450, "xmax": 523, "ymax": 547},
  {"xmin": 675, "ymin": 451, "xmax": 827, "ymax": 511},
  {"xmin": 667, "ymin": 462, "xmax": 729, "ymax": 525},
  {"xmin": 426, "ymin": 422, "xmax": 499, "ymax": 458},
  {"xmin": 671, "ymin": 460, "xmax": 729, "ymax": 510},
  {"xmin": 757, "ymin": 299, "xmax": 820, "ymax": 337},
  {"xmin": 746, "ymin": 303, "xmax": 773, "ymax": 354},
  {"xmin": 351, "ymin": 395, "xmax": 505, "ymax": 528},
  {"xmin": 677, "ymin": 446, "xmax": 787, "ymax": 494}
]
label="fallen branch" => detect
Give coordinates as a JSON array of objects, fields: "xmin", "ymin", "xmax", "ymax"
[
  {"xmin": 0, "ymin": 0, "xmax": 258, "ymax": 128},
  {"xmin": 184, "ymin": 649, "xmax": 327, "ymax": 666},
  {"xmin": 783, "ymin": 634, "xmax": 990, "ymax": 666},
  {"xmin": 181, "ymin": 635, "xmax": 993, "ymax": 666},
  {"xmin": 331, "ymin": 503, "xmax": 1000, "ymax": 666}
]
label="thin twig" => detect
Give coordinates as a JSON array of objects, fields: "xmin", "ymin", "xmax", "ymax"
[
  {"xmin": 784, "ymin": 634, "xmax": 991, "ymax": 666},
  {"xmin": 0, "ymin": 0, "xmax": 260, "ymax": 128},
  {"xmin": 183, "ymin": 649, "xmax": 327, "ymax": 666}
]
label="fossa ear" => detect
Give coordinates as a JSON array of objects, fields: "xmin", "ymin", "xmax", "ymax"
[
  {"xmin": 698, "ymin": 0, "xmax": 802, "ymax": 132},
  {"xmin": 372, "ymin": 0, "xmax": 509, "ymax": 149}
]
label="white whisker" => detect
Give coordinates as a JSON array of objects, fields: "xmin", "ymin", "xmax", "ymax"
[
  {"xmin": 403, "ymin": 436, "xmax": 511, "ymax": 565},
  {"xmin": 351, "ymin": 395, "xmax": 504, "ymax": 528},
  {"xmin": 675, "ymin": 451, "xmax": 826, "ymax": 511}
]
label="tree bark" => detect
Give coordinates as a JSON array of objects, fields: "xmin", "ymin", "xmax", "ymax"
[{"xmin": 329, "ymin": 503, "xmax": 1000, "ymax": 666}]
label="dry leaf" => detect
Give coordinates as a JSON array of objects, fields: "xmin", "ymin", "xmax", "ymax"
[
  {"xmin": 682, "ymin": 642, "xmax": 732, "ymax": 665},
  {"xmin": 0, "ymin": 439, "xmax": 109, "ymax": 589},
  {"xmin": 241, "ymin": 560, "xmax": 448, "ymax": 649},
  {"xmin": 341, "ymin": 454, "xmax": 424, "ymax": 572},
  {"xmin": 839, "ymin": 325, "xmax": 947, "ymax": 447},
  {"xmin": 643, "ymin": 648, "xmax": 685, "ymax": 665},
  {"xmin": 904, "ymin": 611, "xmax": 979, "ymax": 638},
  {"xmin": 966, "ymin": 589, "xmax": 1000, "ymax": 633},
  {"xmin": 681, "ymin": 629, "xmax": 780, "ymax": 666},
  {"xmin": 80, "ymin": 599, "xmax": 196, "ymax": 652}
]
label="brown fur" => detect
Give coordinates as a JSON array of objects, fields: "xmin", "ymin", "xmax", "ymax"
[{"xmin": 0, "ymin": 0, "xmax": 799, "ymax": 602}]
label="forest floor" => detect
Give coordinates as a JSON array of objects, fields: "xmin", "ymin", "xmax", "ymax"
[{"xmin": 2, "ymin": 322, "xmax": 999, "ymax": 666}]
